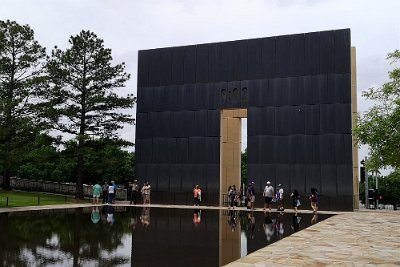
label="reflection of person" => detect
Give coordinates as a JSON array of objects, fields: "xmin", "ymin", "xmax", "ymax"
[
  {"xmin": 130, "ymin": 179, "xmax": 139, "ymax": 205},
  {"xmin": 91, "ymin": 206, "xmax": 101, "ymax": 224},
  {"xmin": 106, "ymin": 205, "xmax": 114, "ymax": 225},
  {"xmin": 311, "ymin": 213, "xmax": 318, "ymax": 224},
  {"xmin": 275, "ymin": 213, "xmax": 284, "ymax": 239},
  {"xmin": 227, "ymin": 209, "xmax": 237, "ymax": 231},
  {"xmin": 263, "ymin": 211, "xmax": 275, "ymax": 242},
  {"xmin": 129, "ymin": 207, "xmax": 138, "ymax": 230},
  {"xmin": 92, "ymin": 182, "xmax": 102, "ymax": 204},
  {"xmin": 193, "ymin": 185, "xmax": 201, "ymax": 206},
  {"xmin": 193, "ymin": 209, "xmax": 201, "ymax": 226},
  {"xmin": 102, "ymin": 181, "xmax": 109, "ymax": 204},
  {"xmin": 276, "ymin": 184, "xmax": 284, "ymax": 212},
  {"xmin": 263, "ymin": 181, "xmax": 274, "ymax": 211},
  {"xmin": 291, "ymin": 213, "xmax": 301, "ymax": 232},
  {"xmin": 247, "ymin": 211, "xmax": 255, "ymax": 239},
  {"xmin": 291, "ymin": 189, "xmax": 300, "ymax": 212},
  {"xmin": 310, "ymin": 188, "xmax": 318, "ymax": 213},
  {"xmin": 140, "ymin": 207, "xmax": 151, "ymax": 228}
]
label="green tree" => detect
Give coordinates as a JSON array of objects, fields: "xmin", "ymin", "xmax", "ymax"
[
  {"xmin": 0, "ymin": 20, "xmax": 46, "ymax": 190},
  {"xmin": 41, "ymin": 30, "xmax": 135, "ymax": 199},
  {"xmin": 378, "ymin": 172, "xmax": 400, "ymax": 207},
  {"xmin": 354, "ymin": 50, "xmax": 400, "ymax": 171}
]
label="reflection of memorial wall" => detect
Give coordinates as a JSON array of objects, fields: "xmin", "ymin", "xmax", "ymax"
[
  {"xmin": 136, "ymin": 29, "xmax": 355, "ymax": 211},
  {"xmin": 219, "ymin": 210, "xmax": 241, "ymax": 266},
  {"xmin": 133, "ymin": 208, "xmax": 219, "ymax": 267}
]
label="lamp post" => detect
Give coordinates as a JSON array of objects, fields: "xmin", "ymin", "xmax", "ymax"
[{"xmin": 361, "ymin": 159, "xmax": 368, "ymax": 209}]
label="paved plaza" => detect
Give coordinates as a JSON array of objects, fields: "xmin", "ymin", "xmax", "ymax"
[
  {"xmin": 225, "ymin": 210, "xmax": 400, "ymax": 267},
  {"xmin": 1, "ymin": 204, "xmax": 399, "ymax": 266}
]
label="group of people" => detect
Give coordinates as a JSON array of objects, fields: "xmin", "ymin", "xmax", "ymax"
[
  {"xmin": 127, "ymin": 180, "xmax": 151, "ymax": 205},
  {"xmin": 91, "ymin": 181, "xmax": 117, "ymax": 204},
  {"xmin": 93, "ymin": 179, "xmax": 319, "ymax": 213},
  {"xmin": 261, "ymin": 181, "xmax": 319, "ymax": 213},
  {"xmin": 91, "ymin": 180, "xmax": 152, "ymax": 205}
]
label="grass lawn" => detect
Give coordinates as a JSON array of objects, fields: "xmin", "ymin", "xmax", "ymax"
[{"xmin": 0, "ymin": 190, "xmax": 87, "ymax": 207}]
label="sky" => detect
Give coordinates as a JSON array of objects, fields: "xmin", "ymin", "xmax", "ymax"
[{"xmin": 1, "ymin": 0, "xmax": 399, "ymax": 164}]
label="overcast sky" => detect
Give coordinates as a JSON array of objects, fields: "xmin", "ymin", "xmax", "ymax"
[{"xmin": 1, "ymin": 0, "xmax": 399, "ymax": 162}]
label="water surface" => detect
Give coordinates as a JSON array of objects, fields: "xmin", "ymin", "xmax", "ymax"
[{"xmin": 0, "ymin": 207, "xmax": 331, "ymax": 266}]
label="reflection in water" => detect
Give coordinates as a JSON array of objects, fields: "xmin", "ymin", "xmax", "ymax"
[
  {"xmin": 107, "ymin": 205, "xmax": 115, "ymax": 225},
  {"xmin": 311, "ymin": 212, "xmax": 318, "ymax": 224},
  {"xmin": 275, "ymin": 213, "xmax": 284, "ymax": 239},
  {"xmin": 227, "ymin": 210, "xmax": 237, "ymax": 232},
  {"xmin": 291, "ymin": 213, "xmax": 301, "ymax": 232},
  {"xmin": 0, "ymin": 207, "xmax": 330, "ymax": 267},
  {"xmin": 263, "ymin": 211, "xmax": 274, "ymax": 242},
  {"xmin": 140, "ymin": 207, "xmax": 150, "ymax": 228},
  {"xmin": 91, "ymin": 206, "xmax": 101, "ymax": 224},
  {"xmin": 246, "ymin": 211, "xmax": 255, "ymax": 239},
  {"xmin": 193, "ymin": 209, "xmax": 201, "ymax": 225}
]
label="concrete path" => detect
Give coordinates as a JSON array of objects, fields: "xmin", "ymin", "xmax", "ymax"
[{"xmin": 225, "ymin": 211, "xmax": 400, "ymax": 267}]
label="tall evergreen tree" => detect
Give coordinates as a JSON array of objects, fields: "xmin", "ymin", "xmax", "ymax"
[
  {"xmin": 0, "ymin": 20, "xmax": 46, "ymax": 190},
  {"xmin": 42, "ymin": 30, "xmax": 135, "ymax": 199}
]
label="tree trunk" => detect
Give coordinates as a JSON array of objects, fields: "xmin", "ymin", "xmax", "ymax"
[
  {"xmin": 75, "ymin": 150, "xmax": 84, "ymax": 199},
  {"xmin": 73, "ymin": 208, "xmax": 82, "ymax": 267},
  {"xmin": 2, "ymin": 169, "xmax": 11, "ymax": 190},
  {"xmin": 75, "ymin": 55, "xmax": 87, "ymax": 200}
]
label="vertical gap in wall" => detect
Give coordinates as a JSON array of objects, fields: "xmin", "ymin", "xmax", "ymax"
[{"xmin": 241, "ymin": 118, "xmax": 248, "ymax": 190}]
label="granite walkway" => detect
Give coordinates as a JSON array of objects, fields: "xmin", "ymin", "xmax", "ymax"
[{"xmin": 225, "ymin": 211, "xmax": 400, "ymax": 267}]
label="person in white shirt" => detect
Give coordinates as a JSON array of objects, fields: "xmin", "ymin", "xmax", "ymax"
[
  {"xmin": 276, "ymin": 184, "xmax": 284, "ymax": 212},
  {"xmin": 263, "ymin": 181, "xmax": 275, "ymax": 211}
]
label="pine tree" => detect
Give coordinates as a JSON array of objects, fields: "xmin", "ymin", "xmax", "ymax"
[
  {"xmin": 0, "ymin": 20, "xmax": 46, "ymax": 190},
  {"xmin": 42, "ymin": 30, "xmax": 135, "ymax": 199}
]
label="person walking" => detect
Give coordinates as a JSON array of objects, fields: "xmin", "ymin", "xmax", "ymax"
[
  {"xmin": 263, "ymin": 181, "xmax": 274, "ymax": 211},
  {"xmin": 92, "ymin": 182, "xmax": 102, "ymax": 204},
  {"xmin": 228, "ymin": 185, "xmax": 237, "ymax": 209},
  {"xmin": 193, "ymin": 185, "xmax": 201, "ymax": 206},
  {"xmin": 310, "ymin": 188, "xmax": 318, "ymax": 213},
  {"xmin": 102, "ymin": 181, "xmax": 109, "ymax": 204},
  {"xmin": 276, "ymin": 184, "xmax": 284, "ymax": 212},
  {"xmin": 291, "ymin": 189, "xmax": 300, "ymax": 212},
  {"xmin": 130, "ymin": 179, "xmax": 139, "ymax": 205}
]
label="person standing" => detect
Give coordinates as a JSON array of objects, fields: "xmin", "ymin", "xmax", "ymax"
[
  {"xmin": 247, "ymin": 182, "xmax": 255, "ymax": 210},
  {"xmin": 276, "ymin": 184, "xmax": 284, "ymax": 211},
  {"xmin": 130, "ymin": 179, "xmax": 139, "ymax": 205},
  {"xmin": 193, "ymin": 185, "xmax": 201, "ymax": 206},
  {"xmin": 141, "ymin": 182, "xmax": 151, "ymax": 205},
  {"xmin": 228, "ymin": 185, "xmax": 237, "ymax": 209},
  {"xmin": 92, "ymin": 182, "xmax": 102, "ymax": 204},
  {"xmin": 108, "ymin": 181, "xmax": 116, "ymax": 204},
  {"xmin": 291, "ymin": 189, "xmax": 300, "ymax": 212},
  {"xmin": 102, "ymin": 181, "xmax": 109, "ymax": 204},
  {"xmin": 310, "ymin": 188, "xmax": 318, "ymax": 213},
  {"xmin": 263, "ymin": 181, "xmax": 275, "ymax": 211}
]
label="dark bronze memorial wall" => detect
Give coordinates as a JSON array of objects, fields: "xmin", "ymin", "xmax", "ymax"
[{"xmin": 135, "ymin": 29, "xmax": 353, "ymax": 211}]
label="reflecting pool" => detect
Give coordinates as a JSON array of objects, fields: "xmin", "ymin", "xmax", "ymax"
[{"xmin": 0, "ymin": 207, "xmax": 331, "ymax": 266}]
